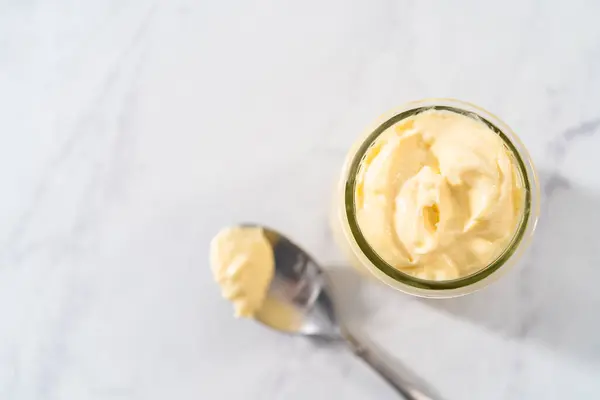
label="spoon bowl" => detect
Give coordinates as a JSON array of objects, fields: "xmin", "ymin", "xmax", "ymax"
[{"xmin": 253, "ymin": 226, "xmax": 340, "ymax": 338}]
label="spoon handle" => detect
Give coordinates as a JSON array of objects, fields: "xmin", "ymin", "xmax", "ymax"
[{"xmin": 343, "ymin": 332, "xmax": 435, "ymax": 400}]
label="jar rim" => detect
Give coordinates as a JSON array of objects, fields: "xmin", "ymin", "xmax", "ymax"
[{"xmin": 343, "ymin": 99, "xmax": 540, "ymax": 291}]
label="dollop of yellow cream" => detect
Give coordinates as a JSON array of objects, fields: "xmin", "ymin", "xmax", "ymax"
[
  {"xmin": 356, "ymin": 109, "xmax": 523, "ymax": 280},
  {"xmin": 210, "ymin": 227, "xmax": 274, "ymax": 317}
]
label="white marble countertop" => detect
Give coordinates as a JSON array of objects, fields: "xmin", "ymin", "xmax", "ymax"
[{"xmin": 2, "ymin": 1, "xmax": 600, "ymax": 399}]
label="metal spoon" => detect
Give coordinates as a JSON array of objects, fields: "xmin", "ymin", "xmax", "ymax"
[{"xmin": 250, "ymin": 225, "xmax": 437, "ymax": 400}]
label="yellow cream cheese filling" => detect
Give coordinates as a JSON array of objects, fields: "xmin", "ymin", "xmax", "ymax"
[
  {"xmin": 355, "ymin": 109, "xmax": 523, "ymax": 280},
  {"xmin": 210, "ymin": 227, "xmax": 274, "ymax": 317}
]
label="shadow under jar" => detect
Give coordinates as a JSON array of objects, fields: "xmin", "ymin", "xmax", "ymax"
[{"xmin": 332, "ymin": 99, "xmax": 540, "ymax": 298}]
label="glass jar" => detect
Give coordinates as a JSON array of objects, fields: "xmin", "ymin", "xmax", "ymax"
[{"xmin": 332, "ymin": 98, "xmax": 540, "ymax": 298}]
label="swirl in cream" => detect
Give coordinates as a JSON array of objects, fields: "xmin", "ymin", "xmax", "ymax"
[{"xmin": 355, "ymin": 109, "xmax": 523, "ymax": 280}]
